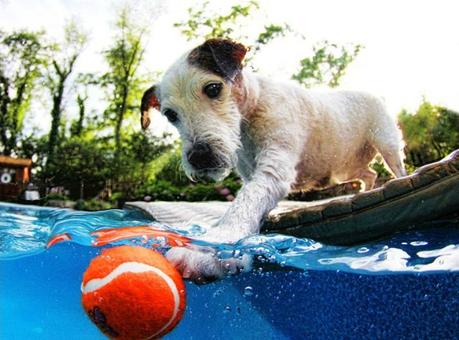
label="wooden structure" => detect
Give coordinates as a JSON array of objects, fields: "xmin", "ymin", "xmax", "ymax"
[{"xmin": 0, "ymin": 156, "xmax": 32, "ymax": 200}]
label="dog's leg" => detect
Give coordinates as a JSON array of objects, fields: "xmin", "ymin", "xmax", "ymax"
[
  {"xmin": 370, "ymin": 101, "xmax": 407, "ymax": 178},
  {"xmin": 354, "ymin": 167, "xmax": 377, "ymax": 190},
  {"xmin": 166, "ymin": 148, "xmax": 296, "ymax": 283},
  {"xmin": 377, "ymin": 144, "xmax": 406, "ymax": 178},
  {"xmin": 166, "ymin": 247, "xmax": 252, "ymax": 284},
  {"xmin": 209, "ymin": 147, "xmax": 296, "ymax": 242},
  {"xmin": 378, "ymin": 146, "xmax": 407, "ymax": 178}
]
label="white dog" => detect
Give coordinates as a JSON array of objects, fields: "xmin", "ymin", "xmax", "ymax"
[{"xmin": 141, "ymin": 39, "xmax": 406, "ymax": 283}]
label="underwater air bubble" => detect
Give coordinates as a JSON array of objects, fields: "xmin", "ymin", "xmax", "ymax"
[
  {"xmin": 243, "ymin": 286, "xmax": 254, "ymax": 297},
  {"xmin": 410, "ymin": 241, "xmax": 428, "ymax": 246}
]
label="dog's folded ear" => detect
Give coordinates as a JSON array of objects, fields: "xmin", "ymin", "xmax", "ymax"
[
  {"xmin": 188, "ymin": 39, "xmax": 248, "ymax": 81},
  {"xmin": 140, "ymin": 85, "xmax": 160, "ymax": 130}
]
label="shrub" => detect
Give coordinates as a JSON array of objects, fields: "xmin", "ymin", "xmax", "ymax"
[
  {"xmin": 399, "ymin": 101, "xmax": 459, "ymax": 170},
  {"xmin": 75, "ymin": 198, "xmax": 116, "ymax": 211}
]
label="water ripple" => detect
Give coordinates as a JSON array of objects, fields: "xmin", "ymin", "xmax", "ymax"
[{"xmin": 1, "ymin": 202, "xmax": 458, "ymax": 274}]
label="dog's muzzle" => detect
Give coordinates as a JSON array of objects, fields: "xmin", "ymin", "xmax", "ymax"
[{"xmin": 187, "ymin": 142, "xmax": 226, "ymax": 171}]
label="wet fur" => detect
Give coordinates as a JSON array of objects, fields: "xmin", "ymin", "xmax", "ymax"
[{"xmin": 142, "ymin": 39, "xmax": 406, "ymax": 283}]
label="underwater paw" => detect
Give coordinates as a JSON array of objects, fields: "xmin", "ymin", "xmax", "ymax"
[
  {"xmin": 220, "ymin": 254, "xmax": 253, "ymax": 275},
  {"xmin": 166, "ymin": 247, "xmax": 224, "ymax": 284},
  {"xmin": 166, "ymin": 247, "xmax": 252, "ymax": 284}
]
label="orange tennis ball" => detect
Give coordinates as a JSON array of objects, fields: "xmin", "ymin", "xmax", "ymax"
[{"xmin": 81, "ymin": 245, "xmax": 186, "ymax": 339}]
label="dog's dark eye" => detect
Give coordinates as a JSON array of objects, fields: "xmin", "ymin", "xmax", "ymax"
[
  {"xmin": 203, "ymin": 83, "xmax": 223, "ymax": 99},
  {"xmin": 163, "ymin": 109, "xmax": 178, "ymax": 123}
]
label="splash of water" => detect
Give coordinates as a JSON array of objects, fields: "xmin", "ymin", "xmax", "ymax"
[{"xmin": 1, "ymin": 202, "xmax": 459, "ymax": 274}]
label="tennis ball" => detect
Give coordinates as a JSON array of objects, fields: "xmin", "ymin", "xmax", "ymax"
[{"xmin": 81, "ymin": 245, "xmax": 186, "ymax": 339}]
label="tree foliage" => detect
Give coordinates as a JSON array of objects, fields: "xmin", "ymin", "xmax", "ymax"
[
  {"xmin": 399, "ymin": 100, "xmax": 459, "ymax": 169},
  {"xmin": 174, "ymin": 1, "xmax": 289, "ymax": 64},
  {"xmin": 175, "ymin": 0, "xmax": 360, "ymax": 88},
  {"xmin": 70, "ymin": 72, "xmax": 99, "ymax": 137},
  {"xmin": 0, "ymin": 30, "xmax": 47, "ymax": 155},
  {"xmin": 292, "ymin": 41, "xmax": 362, "ymax": 88},
  {"xmin": 101, "ymin": 6, "xmax": 147, "ymax": 158},
  {"xmin": 0, "ymin": 9, "xmax": 172, "ymax": 202},
  {"xmin": 175, "ymin": 1, "xmax": 259, "ymax": 41},
  {"xmin": 44, "ymin": 136, "xmax": 112, "ymax": 198},
  {"xmin": 46, "ymin": 21, "xmax": 87, "ymax": 167}
]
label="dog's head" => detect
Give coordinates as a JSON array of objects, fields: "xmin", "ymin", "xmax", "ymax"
[{"xmin": 141, "ymin": 39, "xmax": 248, "ymax": 181}]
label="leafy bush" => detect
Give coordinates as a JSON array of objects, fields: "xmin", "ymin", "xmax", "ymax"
[
  {"xmin": 75, "ymin": 198, "xmax": 116, "ymax": 211},
  {"xmin": 399, "ymin": 101, "xmax": 459, "ymax": 171},
  {"xmin": 134, "ymin": 175, "xmax": 242, "ymax": 203},
  {"xmin": 154, "ymin": 148, "xmax": 190, "ymax": 187},
  {"xmin": 371, "ymin": 156, "xmax": 392, "ymax": 178}
]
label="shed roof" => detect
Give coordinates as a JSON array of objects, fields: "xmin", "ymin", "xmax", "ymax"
[{"xmin": 0, "ymin": 155, "xmax": 33, "ymax": 168}]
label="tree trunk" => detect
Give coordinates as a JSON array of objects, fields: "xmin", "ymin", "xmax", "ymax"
[
  {"xmin": 47, "ymin": 58, "xmax": 76, "ymax": 168},
  {"xmin": 0, "ymin": 75, "xmax": 10, "ymax": 155},
  {"xmin": 73, "ymin": 94, "xmax": 86, "ymax": 137},
  {"xmin": 47, "ymin": 79, "xmax": 65, "ymax": 165},
  {"xmin": 114, "ymin": 83, "xmax": 129, "ymax": 159}
]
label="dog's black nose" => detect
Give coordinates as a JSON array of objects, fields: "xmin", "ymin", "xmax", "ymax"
[{"xmin": 187, "ymin": 142, "xmax": 217, "ymax": 170}]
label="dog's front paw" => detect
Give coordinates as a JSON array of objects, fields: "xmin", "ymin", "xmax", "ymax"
[
  {"xmin": 166, "ymin": 247, "xmax": 223, "ymax": 284},
  {"xmin": 166, "ymin": 247, "xmax": 252, "ymax": 284}
]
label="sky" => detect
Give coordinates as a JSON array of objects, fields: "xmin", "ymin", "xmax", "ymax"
[{"xmin": 1, "ymin": 0, "xmax": 458, "ymax": 136}]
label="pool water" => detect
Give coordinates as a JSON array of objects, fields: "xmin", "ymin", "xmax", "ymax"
[{"xmin": 1, "ymin": 202, "xmax": 458, "ymax": 339}]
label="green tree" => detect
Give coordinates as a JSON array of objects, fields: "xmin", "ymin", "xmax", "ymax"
[
  {"xmin": 175, "ymin": 0, "xmax": 361, "ymax": 88},
  {"xmin": 174, "ymin": 1, "xmax": 290, "ymax": 64},
  {"xmin": 292, "ymin": 41, "xmax": 362, "ymax": 88},
  {"xmin": 399, "ymin": 100, "xmax": 459, "ymax": 169},
  {"xmin": 71, "ymin": 92, "xmax": 87, "ymax": 137},
  {"xmin": 46, "ymin": 136, "xmax": 112, "ymax": 199},
  {"xmin": 154, "ymin": 146, "xmax": 190, "ymax": 187},
  {"xmin": 46, "ymin": 21, "xmax": 87, "ymax": 166},
  {"xmin": 175, "ymin": 1, "xmax": 259, "ymax": 41},
  {"xmin": 119, "ymin": 131, "xmax": 173, "ymax": 187},
  {"xmin": 0, "ymin": 30, "xmax": 47, "ymax": 155},
  {"xmin": 70, "ymin": 73, "xmax": 98, "ymax": 137},
  {"xmin": 101, "ymin": 6, "xmax": 147, "ymax": 160}
]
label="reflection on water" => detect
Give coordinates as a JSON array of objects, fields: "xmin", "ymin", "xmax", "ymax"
[{"xmin": 1, "ymin": 202, "xmax": 458, "ymax": 274}]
